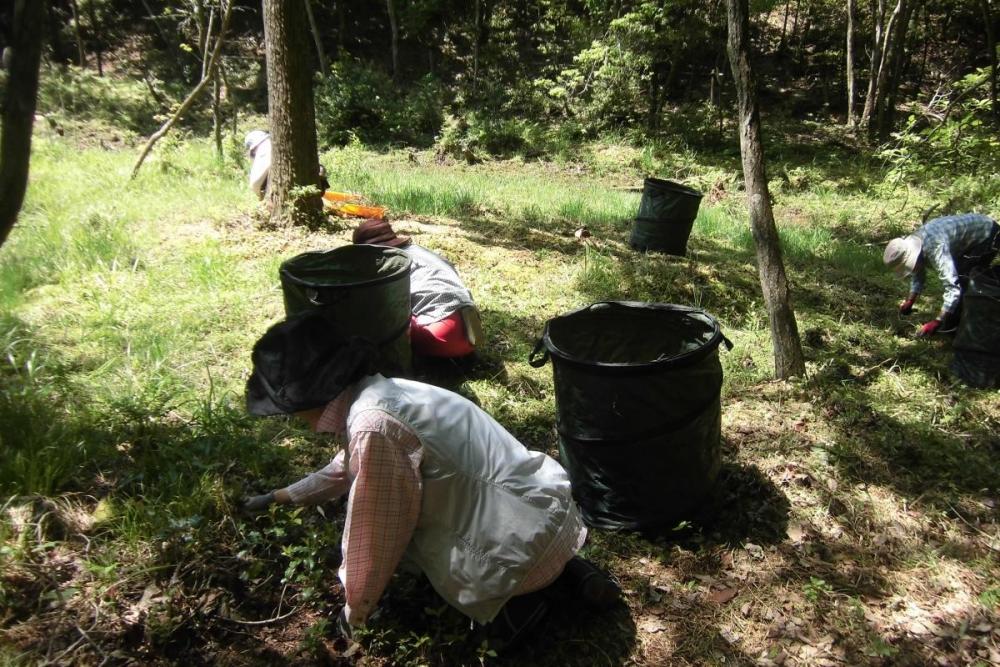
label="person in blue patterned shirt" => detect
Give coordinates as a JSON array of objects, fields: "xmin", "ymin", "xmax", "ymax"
[{"xmin": 883, "ymin": 213, "xmax": 1000, "ymax": 337}]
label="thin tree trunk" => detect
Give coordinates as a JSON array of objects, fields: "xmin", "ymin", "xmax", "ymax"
[
  {"xmin": 726, "ymin": 0, "xmax": 806, "ymax": 379},
  {"xmin": 201, "ymin": 5, "xmax": 215, "ymax": 79},
  {"xmin": 141, "ymin": 0, "xmax": 171, "ymax": 49},
  {"xmin": 779, "ymin": 0, "xmax": 791, "ymax": 52},
  {"xmin": 861, "ymin": 0, "xmax": 886, "ymax": 125},
  {"xmin": 867, "ymin": 0, "xmax": 905, "ymax": 138},
  {"xmin": 386, "ymin": 0, "xmax": 399, "ymax": 81},
  {"xmin": 263, "ymin": 0, "xmax": 323, "ymax": 223},
  {"xmin": 916, "ymin": 5, "xmax": 930, "ymax": 92},
  {"xmin": 472, "ymin": 0, "xmax": 480, "ymax": 91},
  {"xmin": 47, "ymin": 2, "xmax": 69, "ymax": 64},
  {"xmin": 982, "ymin": 0, "xmax": 998, "ymax": 120},
  {"xmin": 69, "ymin": 0, "xmax": 86, "ymax": 68},
  {"xmin": 790, "ymin": 0, "xmax": 801, "ymax": 49},
  {"xmin": 87, "ymin": 0, "xmax": 103, "ymax": 75},
  {"xmin": 878, "ymin": 0, "xmax": 916, "ymax": 139},
  {"xmin": 846, "ymin": 0, "xmax": 857, "ymax": 126},
  {"xmin": 213, "ymin": 68, "xmax": 223, "ymax": 159},
  {"xmin": 131, "ymin": 0, "xmax": 232, "ymax": 179},
  {"xmin": 304, "ymin": 0, "xmax": 328, "ymax": 76},
  {"xmin": 0, "ymin": 0, "xmax": 46, "ymax": 249},
  {"xmin": 337, "ymin": 0, "xmax": 345, "ymax": 55}
]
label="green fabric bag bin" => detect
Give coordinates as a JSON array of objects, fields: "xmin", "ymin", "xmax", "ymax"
[{"xmin": 279, "ymin": 245, "xmax": 412, "ymax": 377}]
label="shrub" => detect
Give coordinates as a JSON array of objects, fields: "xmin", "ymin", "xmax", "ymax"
[
  {"xmin": 314, "ymin": 61, "xmax": 444, "ymax": 147},
  {"xmin": 36, "ymin": 65, "xmax": 163, "ymax": 134}
]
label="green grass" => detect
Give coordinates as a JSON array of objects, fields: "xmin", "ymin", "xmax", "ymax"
[{"xmin": 1, "ymin": 116, "xmax": 998, "ymax": 666}]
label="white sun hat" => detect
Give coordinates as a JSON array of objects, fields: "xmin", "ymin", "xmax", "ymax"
[
  {"xmin": 883, "ymin": 235, "xmax": 923, "ymax": 278},
  {"xmin": 244, "ymin": 130, "xmax": 269, "ymax": 155}
]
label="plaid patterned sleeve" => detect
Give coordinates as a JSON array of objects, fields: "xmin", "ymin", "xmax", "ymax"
[
  {"xmin": 340, "ymin": 411, "xmax": 423, "ymax": 627},
  {"xmin": 283, "ymin": 449, "xmax": 350, "ymax": 505}
]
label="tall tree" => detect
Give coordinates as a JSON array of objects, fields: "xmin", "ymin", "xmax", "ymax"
[
  {"xmin": 846, "ymin": 0, "xmax": 857, "ymax": 126},
  {"xmin": 0, "ymin": 0, "xmax": 46, "ymax": 249},
  {"xmin": 861, "ymin": 0, "xmax": 886, "ymax": 126},
  {"xmin": 86, "ymin": 0, "xmax": 103, "ymax": 76},
  {"xmin": 387, "ymin": 0, "xmax": 399, "ymax": 81},
  {"xmin": 304, "ymin": 0, "xmax": 328, "ymax": 77},
  {"xmin": 981, "ymin": 0, "xmax": 998, "ymax": 120},
  {"xmin": 262, "ymin": 0, "xmax": 322, "ymax": 224},
  {"xmin": 726, "ymin": 0, "xmax": 806, "ymax": 379},
  {"xmin": 69, "ymin": 0, "xmax": 86, "ymax": 67}
]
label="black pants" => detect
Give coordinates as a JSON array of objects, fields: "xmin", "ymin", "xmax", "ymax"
[{"xmin": 949, "ymin": 222, "xmax": 1000, "ymax": 327}]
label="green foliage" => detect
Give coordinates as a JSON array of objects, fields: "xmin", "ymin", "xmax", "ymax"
[
  {"xmin": 314, "ymin": 62, "xmax": 444, "ymax": 148},
  {"xmin": 878, "ymin": 67, "xmax": 1000, "ymax": 211},
  {"xmin": 802, "ymin": 576, "xmax": 834, "ymax": 603},
  {"xmin": 36, "ymin": 65, "xmax": 163, "ymax": 135},
  {"xmin": 433, "ymin": 111, "xmax": 580, "ymax": 160},
  {"xmin": 550, "ymin": 0, "xmax": 716, "ymax": 133}
]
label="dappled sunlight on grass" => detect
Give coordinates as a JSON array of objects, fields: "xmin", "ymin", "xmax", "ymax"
[{"xmin": 2, "ymin": 135, "xmax": 997, "ymax": 666}]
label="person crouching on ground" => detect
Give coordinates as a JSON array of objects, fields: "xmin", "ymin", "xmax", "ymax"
[
  {"xmin": 244, "ymin": 130, "xmax": 330, "ymax": 200},
  {"xmin": 353, "ymin": 219, "xmax": 484, "ymax": 358},
  {"xmin": 884, "ymin": 212, "xmax": 1000, "ymax": 337},
  {"xmin": 241, "ymin": 311, "xmax": 620, "ymax": 648}
]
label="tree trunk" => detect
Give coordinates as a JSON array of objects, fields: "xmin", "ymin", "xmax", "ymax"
[
  {"xmin": 304, "ymin": 0, "xmax": 328, "ymax": 77},
  {"xmin": 262, "ymin": 0, "xmax": 323, "ymax": 224},
  {"xmin": 87, "ymin": 0, "xmax": 103, "ymax": 76},
  {"xmin": 213, "ymin": 68, "xmax": 223, "ymax": 159},
  {"xmin": 0, "ymin": 0, "xmax": 46, "ymax": 250},
  {"xmin": 46, "ymin": 2, "xmax": 70, "ymax": 64},
  {"xmin": 867, "ymin": 0, "xmax": 905, "ymax": 139},
  {"xmin": 877, "ymin": 0, "xmax": 917, "ymax": 139},
  {"xmin": 726, "ymin": 0, "xmax": 806, "ymax": 379},
  {"xmin": 69, "ymin": 0, "xmax": 86, "ymax": 68},
  {"xmin": 386, "ymin": 0, "xmax": 399, "ymax": 81},
  {"xmin": 861, "ymin": 0, "xmax": 886, "ymax": 125},
  {"xmin": 846, "ymin": 0, "xmax": 857, "ymax": 126},
  {"xmin": 982, "ymin": 0, "xmax": 998, "ymax": 120},
  {"xmin": 779, "ymin": 0, "xmax": 791, "ymax": 53},
  {"xmin": 472, "ymin": 0, "xmax": 480, "ymax": 90}
]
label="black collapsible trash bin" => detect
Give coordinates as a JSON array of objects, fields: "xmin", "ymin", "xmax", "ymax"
[
  {"xmin": 279, "ymin": 245, "xmax": 413, "ymax": 376},
  {"xmin": 629, "ymin": 178, "xmax": 703, "ymax": 256},
  {"xmin": 529, "ymin": 301, "xmax": 731, "ymax": 531},
  {"xmin": 950, "ymin": 265, "xmax": 1000, "ymax": 388}
]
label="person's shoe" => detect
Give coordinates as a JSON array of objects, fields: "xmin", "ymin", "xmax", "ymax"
[
  {"xmin": 460, "ymin": 306, "xmax": 484, "ymax": 348},
  {"xmin": 560, "ymin": 556, "xmax": 622, "ymax": 610},
  {"xmin": 487, "ymin": 592, "xmax": 548, "ymax": 651}
]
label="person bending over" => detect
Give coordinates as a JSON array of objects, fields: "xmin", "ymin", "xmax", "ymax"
[
  {"xmin": 353, "ymin": 219, "xmax": 483, "ymax": 358},
  {"xmin": 244, "ymin": 130, "xmax": 329, "ymax": 200},
  {"xmin": 242, "ymin": 312, "xmax": 619, "ymax": 647},
  {"xmin": 884, "ymin": 213, "xmax": 999, "ymax": 337}
]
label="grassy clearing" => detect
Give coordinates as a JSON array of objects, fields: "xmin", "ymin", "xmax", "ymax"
[{"xmin": 1, "ymin": 119, "xmax": 997, "ymax": 666}]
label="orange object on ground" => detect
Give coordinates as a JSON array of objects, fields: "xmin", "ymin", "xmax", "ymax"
[
  {"xmin": 322, "ymin": 190, "xmax": 363, "ymax": 203},
  {"xmin": 322, "ymin": 191, "xmax": 387, "ymax": 219},
  {"xmin": 324, "ymin": 202, "xmax": 387, "ymax": 220}
]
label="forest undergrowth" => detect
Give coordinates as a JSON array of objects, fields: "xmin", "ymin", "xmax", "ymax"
[{"xmin": 0, "ymin": 113, "xmax": 998, "ymax": 666}]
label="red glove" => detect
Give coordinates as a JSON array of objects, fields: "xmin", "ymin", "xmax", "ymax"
[
  {"xmin": 898, "ymin": 297, "xmax": 915, "ymax": 315},
  {"xmin": 917, "ymin": 319, "xmax": 941, "ymax": 337}
]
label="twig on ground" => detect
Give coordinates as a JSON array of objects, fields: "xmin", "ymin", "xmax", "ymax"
[
  {"xmin": 946, "ymin": 502, "xmax": 1000, "ymax": 552},
  {"xmin": 221, "ymin": 606, "xmax": 298, "ymax": 625}
]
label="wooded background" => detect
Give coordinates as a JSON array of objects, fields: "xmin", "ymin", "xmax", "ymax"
[{"xmin": 6, "ymin": 0, "xmax": 996, "ymax": 152}]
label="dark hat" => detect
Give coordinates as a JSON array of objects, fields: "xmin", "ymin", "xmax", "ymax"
[
  {"xmin": 246, "ymin": 311, "xmax": 379, "ymax": 416},
  {"xmin": 352, "ymin": 219, "xmax": 411, "ymax": 248}
]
